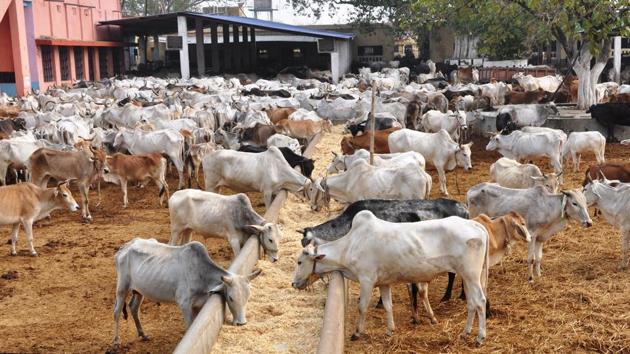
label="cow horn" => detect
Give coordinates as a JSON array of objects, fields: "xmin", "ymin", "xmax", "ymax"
[
  {"xmin": 587, "ymin": 171, "xmax": 594, "ymax": 183},
  {"xmin": 599, "ymin": 170, "xmax": 608, "ymax": 181},
  {"xmin": 555, "ymin": 171, "xmax": 563, "ymax": 177}
]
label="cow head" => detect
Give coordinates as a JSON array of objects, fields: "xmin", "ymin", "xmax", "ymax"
[
  {"xmin": 455, "ymin": 142, "xmax": 473, "ymax": 171},
  {"xmin": 210, "ymin": 269, "xmax": 262, "ymax": 326},
  {"xmin": 89, "ymin": 146, "xmax": 110, "ymax": 175},
  {"xmin": 54, "ymin": 181, "xmax": 80, "ymax": 212},
  {"xmin": 244, "ymin": 223, "xmax": 280, "ymax": 262},
  {"xmin": 531, "ymin": 171, "xmax": 561, "ymax": 193},
  {"xmin": 560, "ymin": 189, "xmax": 593, "ymax": 227},
  {"xmin": 304, "ymin": 177, "xmax": 328, "ymax": 211},
  {"xmin": 327, "ymin": 151, "xmax": 346, "ymax": 174},
  {"xmin": 340, "ymin": 137, "xmax": 356, "ymax": 155},
  {"xmin": 502, "ymin": 211, "xmax": 531, "ymax": 243},
  {"xmin": 544, "ymin": 102, "xmax": 559, "ymax": 115},
  {"xmin": 486, "ymin": 133, "xmax": 501, "ymax": 151},
  {"xmin": 292, "ymin": 244, "xmax": 325, "ymax": 290},
  {"xmin": 582, "ymin": 175, "xmax": 625, "ymax": 206}
]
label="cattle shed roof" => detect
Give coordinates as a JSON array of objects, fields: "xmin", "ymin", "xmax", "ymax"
[{"xmin": 99, "ymin": 12, "xmax": 354, "ymax": 40}]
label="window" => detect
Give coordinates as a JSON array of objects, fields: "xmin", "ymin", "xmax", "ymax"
[
  {"xmin": 59, "ymin": 46, "xmax": 70, "ymax": 81},
  {"xmin": 358, "ymin": 46, "xmax": 383, "ymax": 56},
  {"xmin": 292, "ymin": 48, "xmax": 303, "ymax": 58},
  {"xmin": 74, "ymin": 47, "xmax": 84, "ymax": 80},
  {"xmin": 41, "ymin": 46, "xmax": 54, "ymax": 82},
  {"xmin": 88, "ymin": 48, "xmax": 95, "ymax": 81},
  {"xmin": 99, "ymin": 48, "xmax": 109, "ymax": 78}
]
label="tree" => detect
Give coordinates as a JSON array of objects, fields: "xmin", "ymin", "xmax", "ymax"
[
  {"xmin": 121, "ymin": 0, "xmax": 208, "ymax": 16},
  {"xmin": 292, "ymin": 0, "xmax": 630, "ymax": 109}
]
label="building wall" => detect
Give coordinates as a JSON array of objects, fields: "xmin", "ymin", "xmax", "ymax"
[
  {"xmin": 0, "ymin": 15, "xmax": 14, "ymax": 72},
  {"xmin": 32, "ymin": 0, "xmax": 121, "ymax": 41}
]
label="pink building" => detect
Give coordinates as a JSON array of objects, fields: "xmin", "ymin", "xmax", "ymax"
[{"xmin": 0, "ymin": 0, "xmax": 123, "ymax": 96}]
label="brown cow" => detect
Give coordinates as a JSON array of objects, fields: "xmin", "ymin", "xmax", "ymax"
[
  {"xmin": 583, "ymin": 162, "xmax": 630, "ymax": 186},
  {"xmin": 340, "ymin": 127, "xmax": 400, "ymax": 155},
  {"xmin": 505, "ymin": 89, "xmax": 548, "ymax": 104},
  {"xmin": 0, "ymin": 181, "xmax": 79, "ymax": 256},
  {"xmin": 186, "ymin": 142, "xmax": 219, "ymax": 188},
  {"xmin": 275, "ymin": 118, "xmax": 332, "ymax": 140},
  {"xmin": 240, "ymin": 123, "xmax": 277, "ymax": 146},
  {"xmin": 265, "ymin": 107, "xmax": 297, "ymax": 124},
  {"xmin": 103, "ymin": 153, "xmax": 169, "ymax": 208},
  {"xmin": 610, "ymin": 93, "xmax": 630, "ymax": 103},
  {"xmin": 29, "ymin": 147, "xmax": 109, "ymax": 222}
]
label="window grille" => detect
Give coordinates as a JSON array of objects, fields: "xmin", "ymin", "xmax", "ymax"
[{"xmin": 41, "ymin": 45, "xmax": 54, "ymax": 82}]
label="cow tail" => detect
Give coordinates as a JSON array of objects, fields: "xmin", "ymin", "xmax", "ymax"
[
  {"xmin": 481, "ymin": 226, "xmax": 490, "ymax": 298},
  {"xmin": 122, "ymin": 301, "xmax": 128, "ymax": 320},
  {"xmin": 425, "ymin": 172, "xmax": 432, "ymax": 197}
]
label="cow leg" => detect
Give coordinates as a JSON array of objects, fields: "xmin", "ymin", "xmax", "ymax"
[
  {"xmin": 154, "ymin": 177, "xmax": 169, "ymax": 207},
  {"xmin": 619, "ymin": 230, "xmax": 629, "ymax": 271},
  {"xmin": 121, "ymin": 179, "xmax": 129, "ymax": 208},
  {"xmin": 9, "ymin": 223, "xmax": 19, "ymax": 256},
  {"xmin": 178, "ymin": 300, "xmax": 195, "ymax": 327},
  {"xmin": 418, "ymin": 282, "xmax": 437, "ymax": 324},
  {"xmin": 441, "ymin": 272, "xmax": 456, "ymax": 302},
  {"xmin": 534, "ymin": 241, "xmax": 544, "ymax": 277},
  {"xmin": 379, "ymin": 285, "xmax": 395, "ymax": 336},
  {"xmin": 129, "ymin": 291, "xmax": 149, "ymax": 340},
  {"xmin": 571, "ymin": 151, "xmax": 578, "ymax": 173},
  {"xmin": 22, "ymin": 219, "xmax": 37, "ymax": 256},
  {"xmin": 229, "ymin": 237, "xmax": 242, "ymax": 258},
  {"xmin": 112, "ymin": 278, "xmax": 130, "ymax": 348},
  {"xmin": 351, "ymin": 280, "xmax": 374, "ymax": 340},
  {"xmin": 79, "ymin": 183, "xmax": 92, "ymax": 222},
  {"xmin": 194, "ymin": 161, "xmax": 202, "ymax": 189},
  {"xmin": 407, "ymin": 283, "xmax": 419, "ymax": 324},
  {"xmin": 576, "ymin": 153, "xmax": 582, "ymax": 172},
  {"xmin": 461, "ymin": 279, "xmax": 486, "ymax": 346},
  {"xmin": 437, "ymin": 167, "xmax": 448, "ymax": 196},
  {"xmin": 527, "ymin": 238, "xmax": 536, "ymax": 282},
  {"xmin": 169, "ymin": 225, "xmax": 183, "ymax": 245},
  {"xmin": 263, "ymin": 191, "xmax": 273, "ymax": 209},
  {"xmin": 0, "ymin": 161, "xmax": 8, "ymax": 185}
]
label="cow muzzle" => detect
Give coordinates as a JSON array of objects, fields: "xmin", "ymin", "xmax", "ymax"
[
  {"xmin": 583, "ymin": 220, "xmax": 593, "ymax": 228},
  {"xmin": 71, "ymin": 203, "xmax": 81, "ymax": 212}
]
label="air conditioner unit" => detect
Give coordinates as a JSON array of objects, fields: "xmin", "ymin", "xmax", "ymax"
[
  {"xmin": 317, "ymin": 38, "xmax": 335, "ymax": 53},
  {"xmin": 166, "ymin": 36, "xmax": 183, "ymax": 51}
]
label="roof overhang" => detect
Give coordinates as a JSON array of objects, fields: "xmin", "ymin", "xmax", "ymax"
[
  {"xmin": 35, "ymin": 38, "xmax": 128, "ymax": 47},
  {"xmin": 98, "ymin": 12, "xmax": 354, "ymax": 40}
]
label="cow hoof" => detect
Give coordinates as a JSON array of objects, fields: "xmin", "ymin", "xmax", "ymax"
[
  {"xmin": 30, "ymin": 252, "xmax": 38, "ymax": 257},
  {"xmin": 429, "ymin": 317, "xmax": 438, "ymax": 324},
  {"xmin": 439, "ymin": 296, "xmax": 450, "ymax": 303},
  {"xmin": 140, "ymin": 335, "xmax": 150, "ymax": 341},
  {"xmin": 475, "ymin": 336, "xmax": 486, "ymax": 346},
  {"xmin": 410, "ymin": 317, "xmax": 420, "ymax": 325},
  {"xmin": 350, "ymin": 333, "xmax": 361, "ymax": 341},
  {"xmin": 385, "ymin": 329, "xmax": 393, "ymax": 337},
  {"xmin": 459, "ymin": 332, "xmax": 470, "ymax": 341},
  {"xmin": 10, "ymin": 251, "xmax": 17, "ymax": 257}
]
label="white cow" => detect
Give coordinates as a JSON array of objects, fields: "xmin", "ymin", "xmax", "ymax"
[
  {"xmin": 562, "ymin": 131, "xmax": 606, "ymax": 171},
  {"xmin": 292, "ymin": 212, "xmax": 490, "ymax": 345},
  {"xmin": 389, "ymin": 129, "xmax": 473, "ymax": 195},
  {"xmin": 168, "ymin": 190, "xmax": 280, "ymax": 261},
  {"xmin": 486, "ymin": 130, "xmax": 563, "ymax": 174},
  {"xmin": 111, "ymin": 238, "xmax": 262, "ymax": 348},
  {"xmin": 0, "ymin": 137, "xmax": 45, "ymax": 185},
  {"xmin": 113, "ymin": 128, "xmax": 186, "ymax": 189},
  {"xmin": 203, "ymin": 147, "xmax": 309, "ymax": 208},
  {"xmin": 479, "ymin": 82, "xmax": 509, "ymax": 105},
  {"xmin": 583, "ymin": 179, "xmax": 630, "ymax": 270},
  {"xmin": 512, "ymin": 73, "xmax": 563, "ymax": 92},
  {"xmin": 467, "ymin": 183, "xmax": 592, "ymax": 281},
  {"xmin": 327, "ymin": 149, "xmax": 426, "ymax": 174},
  {"xmin": 306, "ymin": 160, "xmax": 431, "ymax": 211},
  {"xmin": 421, "ymin": 110, "xmax": 467, "ymax": 141},
  {"xmin": 266, "ymin": 134, "xmax": 301, "ymax": 155},
  {"xmin": 489, "ymin": 157, "xmax": 561, "ymax": 193}
]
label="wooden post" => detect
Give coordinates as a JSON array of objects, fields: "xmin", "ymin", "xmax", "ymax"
[{"xmin": 369, "ymin": 84, "xmax": 377, "ymax": 165}]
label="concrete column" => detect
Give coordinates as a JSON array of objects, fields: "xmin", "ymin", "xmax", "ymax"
[
  {"xmin": 52, "ymin": 46, "xmax": 62, "ymax": 85},
  {"xmin": 152, "ymin": 34, "xmax": 160, "ymax": 62},
  {"xmin": 195, "ymin": 18, "xmax": 205, "ymax": 77},
  {"xmin": 223, "ymin": 24, "xmax": 230, "ymax": 71},
  {"xmin": 250, "ymin": 27, "xmax": 257, "ymax": 68},
  {"xmin": 613, "ymin": 36, "xmax": 622, "ymax": 84},
  {"xmin": 82, "ymin": 47, "xmax": 90, "ymax": 80},
  {"xmin": 242, "ymin": 25, "xmax": 249, "ymax": 71},
  {"xmin": 330, "ymin": 50, "xmax": 340, "ymax": 83},
  {"xmin": 8, "ymin": 0, "xmax": 32, "ymax": 95},
  {"xmin": 210, "ymin": 23, "xmax": 219, "ymax": 73},
  {"xmin": 177, "ymin": 15, "xmax": 190, "ymax": 79},
  {"xmin": 106, "ymin": 48, "xmax": 114, "ymax": 77},
  {"xmin": 92, "ymin": 48, "xmax": 101, "ymax": 81},
  {"xmin": 138, "ymin": 36, "xmax": 147, "ymax": 64},
  {"xmin": 69, "ymin": 47, "xmax": 77, "ymax": 81}
]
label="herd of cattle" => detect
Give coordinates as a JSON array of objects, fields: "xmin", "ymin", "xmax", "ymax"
[{"xmin": 1, "ymin": 64, "xmax": 630, "ymax": 349}]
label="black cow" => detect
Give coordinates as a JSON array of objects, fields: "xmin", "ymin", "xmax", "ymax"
[
  {"xmin": 0, "ymin": 118, "xmax": 26, "ymax": 136},
  {"xmin": 587, "ymin": 103, "xmax": 630, "ymax": 141},
  {"xmin": 495, "ymin": 112, "xmax": 519, "ymax": 134},
  {"xmin": 299, "ymin": 198, "xmax": 470, "ymax": 321},
  {"xmin": 346, "ymin": 117, "xmax": 399, "ymax": 136},
  {"xmin": 238, "ymin": 145, "xmax": 314, "ymax": 179}
]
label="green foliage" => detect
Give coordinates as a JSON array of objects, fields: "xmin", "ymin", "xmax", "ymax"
[{"xmin": 121, "ymin": 0, "xmax": 207, "ymax": 16}]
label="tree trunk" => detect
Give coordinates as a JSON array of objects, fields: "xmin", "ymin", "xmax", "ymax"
[{"xmin": 573, "ymin": 40, "xmax": 610, "ymax": 110}]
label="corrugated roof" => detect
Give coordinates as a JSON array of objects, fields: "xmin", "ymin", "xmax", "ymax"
[{"xmin": 99, "ymin": 12, "xmax": 354, "ymax": 40}]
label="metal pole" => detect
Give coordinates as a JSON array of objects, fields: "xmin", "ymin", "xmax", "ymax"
[{"xmin": 369, "ymin": 84, "xmax": 377, "ymax": 165}]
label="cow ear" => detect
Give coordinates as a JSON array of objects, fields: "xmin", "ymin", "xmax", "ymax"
[
  {"xmin": 244, "ymin": 225, "xmax": 264, "ymax": 235},
  {"xmin": 314, "ymin": 254, "xmax": 326, "ymax": 261},
  {"xmin": 530, "ymin": 176, "xmax": 544, "ymax": 181},
  {"xmin": 209, "ymin": 283, "xmax": 224, "ymax": 294},
  {"xmin": 247, "ymin": 268, "xmax": 262, "ymax": 281},
  {"xmin": 221, "ymin": 275, "xmax": 234, "ymax": 286}
]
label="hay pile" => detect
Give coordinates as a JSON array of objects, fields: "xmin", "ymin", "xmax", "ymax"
[{"xmin": 0, "ymin": 105, "xmax": 20, "ymax": 118}]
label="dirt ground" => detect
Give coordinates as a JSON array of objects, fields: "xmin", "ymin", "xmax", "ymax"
[{"xmin": 1, "ymin": 125, "xmax": 629, "ymax": 353}]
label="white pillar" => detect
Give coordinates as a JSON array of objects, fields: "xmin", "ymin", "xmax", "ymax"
[
  {"xmin": 152, "ymin": 34, "xmax": 160, "ymax": 62},
  {"xmin": 330, "ymin": 51, "xmax": 340, "ymax": 83},
  {"xmin": 138, "ymin": 36, "xmax": 146, "ymax": 64},
  {"xmin": 177, "ymin": 15, "xmax": 190, "ymax": 79},
  {"xmin": 614, "ymin": 36, "xmax": 622, "ymax": 83},
  {"xmin": 195, "ymin": 19, "xmax": 205, "ymax": 77}
]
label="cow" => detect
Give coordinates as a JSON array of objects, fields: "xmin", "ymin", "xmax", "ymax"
[
  {"xmin": 113, "ymin": 128, "xmax": 186, "ymax": 189},
  {"xmin": 274, "ymin": 118, "xmax": 332, "ymax": 140},
  {"xmin": 1, "ymin": 181, "xmax": 79, "ymax": 256},
  {"xmin": 102, "ymin": 153, "xmax": 169, "ymax": 208},
  {"xmin": 203, "ymin": 147, "xmax": 310, "ymax": 208},
  {"xmin": 583, "ymin": 162, "xmax": 630, "ymax": 186},
  {"xmin": 479, "ymin": 82, "xmax": 508, "ymax": 105},
  {"xmin": 440, "ymin": 212, "xmax": 531, "ymax": 313},
  {"xmin": 340, "ymin": 127, "xmax": 400, "ymax": 155},
  {"xmin": 467, "ymin": 183, "xmax": 592, "ymax": 281},
  {"xmin": 496, "ymin": 103, "xmax": 559, "ymax": 131},
  {"xmin": 29, "ymin": 147, "xmax": 109, "ymax": 222},
  {"xmin": 238, "ymin": 145, "xmax": 314, "ymax": 178},
  {"xmin": 420, "ymin": 110, "xmax": 467, "ymax": 141},
  {"xmin": 168, "ymin": 190, "xmax": 280, "ymax": 261},
  {"xmin": 292, "ymin": 212, "xmax": 490, "ymax": 345},
  {"xmin": 609, "ymin": 93, "xmax": 630, "ymax": 103},
  {"xmin": 0, "ymin": 118, "xmax": 26, "ymax": 136},
  {"xmin": 587, "ymin": 103, "xmax": 630, "ymax": 141},
  {"xmin": 327, "ymin": 149, "xmax": 425, "ymax": 174},
  {"xmin": 583, "ymin": 178, "xmax": 630, "ymax": 270},
  {"xmin": 505, "ymin": 89, "xmax": 548, "ymax": 104},
  {"xmin": 265, "ymin": 107, "xmax": 297, "ymax": 123},
  {"xmin": 111, "ymin": 238, "xmax": 262, "ymax": 348},
  {"xmin": 239, "ymin": 123, "xmax": 277, "ymax": 147},
  {"xmin": 305, "ymin": 159, "xmax": 431, "ymax": 211},
  {"xmin": 512, "ymin": 73, "xmax": 562, "ymax": 92},
  {"xmin": 186, "ymin": 142, "xmax": 219, "ymax": 189},
  {"xmin": 346, "ymin": 116, "xmax": 401, "ymax": 136},
  {"xmin": 562, "ymin": 131, "xmax": 606, "ymax": 172},
  {"xmin": 388, "ymin": 129, "xmax": 473, "ymax": 195},
  {"xmin": 266, "ymin": 134, "xmax": 301, "ymax": 155},
  {"xmin": 489, "ymin": 157, "xmax": 561, "ymax": 193},
  {"xmin": 0, "ymin": 136, "xmax": 46, "ymax": 185},
  {"xmin": 486, "ymin": 130, "xmax": 563, "ymax": 175}
]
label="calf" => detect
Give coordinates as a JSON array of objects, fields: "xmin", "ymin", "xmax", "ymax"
[
  {"xmin": 292, "ymin": 212, "xmax": 490, "ymax": 345},
  {"xmin": 111, "ymin": 238, "xmax": 262, "ymax": 348},
  {"xmin": 505, "ymin": 89, "xmax": 547, "ymax": 104},
  {"xmin": 327, "ymin": 149, "xmax": 425, "ymax": 174},
  {"xmin": 186, "ymin": 142, "xmax": 219, "ymax": 188},
  {"xmin": 562, "ymin": 131, "xmax": 606, "ymax": 172},
  {"xmin": 238, "ymin": 145, "xmax": 314, "ymax": 178},
  {"xmin": 265, "ymin": 107, "xmax": 297, "ymax": 123},
  {"xmin": 168, "ymin": 190, "xmax": 280, "ymax": 261},
  {"xmin": 240, "ymin": 123, "xmax": 277, "ymax": 147},
  {"xmin": 489, "ymin": 157, "xmax": 561, "ymax": 193},
  {"xmin": 275, "ymin": 118, "xmax": 332, "ymax": 140},
  {"xmin": 103, "ymin": 153, "xmax": 169, "ymax": 208},
  {"xmin": 1, "ymin": 181, "xmax": 79, "ymax": 256},
  {"xmin": 0, "ymin": 118, "xmax": 26, "ymax": 136},
  {"xmin": 340, "ymin": 127, "xmax": 400, "ymax": 155},
  {"xmin": 486, "ymin": 130, "xmax": 563, "ymax": 175}
]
